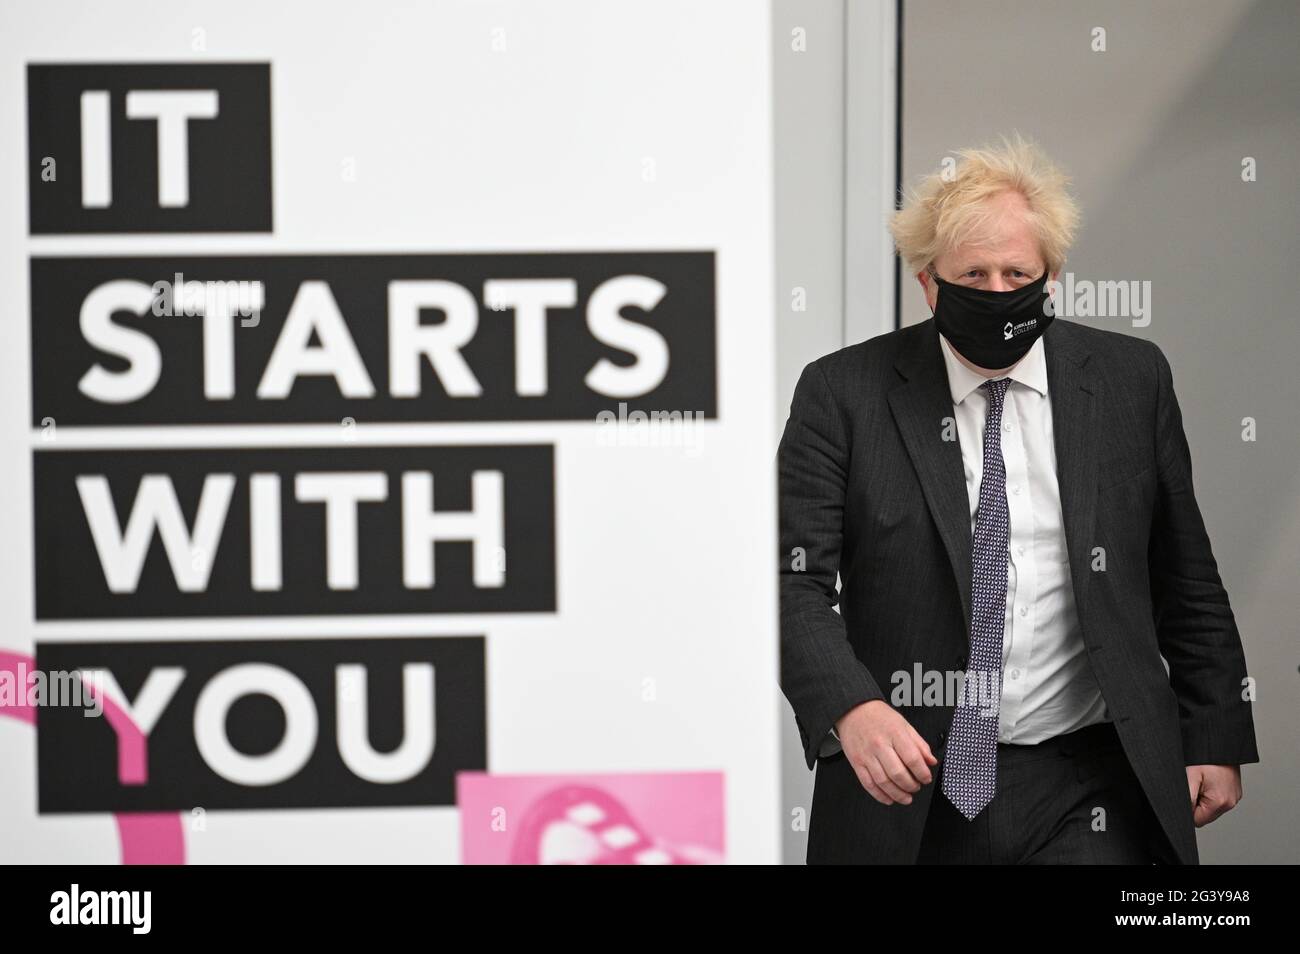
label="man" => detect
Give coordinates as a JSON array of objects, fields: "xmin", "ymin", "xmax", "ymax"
[{"xmin": 778, "ymin": 136, "xmax": 1259, "ymax": 864}]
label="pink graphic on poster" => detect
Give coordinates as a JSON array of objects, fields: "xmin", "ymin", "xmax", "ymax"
[
  {"xmin": 0, "ymin": 651, "xmax": 185, "ymax": 864},
  {"xmin": 457, "ymin": 771, "xmax": 725, "ymax": 865}
]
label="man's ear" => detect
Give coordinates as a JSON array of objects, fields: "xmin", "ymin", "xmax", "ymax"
[{"xmin": 918, "ymin": 269, "xmax": 937, "ymax": 314}]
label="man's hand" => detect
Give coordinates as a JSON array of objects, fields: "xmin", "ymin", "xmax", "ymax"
[
  {"xmin": 1186, "ymin": 764, "xmax": 1242, "ymax": 827},
  {"xmin": 836, "ymin": 700, "xmax": 939, "ymax": 806}
]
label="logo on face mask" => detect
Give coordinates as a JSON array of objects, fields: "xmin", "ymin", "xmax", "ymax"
[{"xmin": 1003, "ymin": 318, "xmax": 1037, "ymax": 340}]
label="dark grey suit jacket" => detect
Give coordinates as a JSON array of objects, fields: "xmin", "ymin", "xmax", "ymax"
[{"xmin": 777, "ymin": 315, "xmax": 1260, "ymax": 865}]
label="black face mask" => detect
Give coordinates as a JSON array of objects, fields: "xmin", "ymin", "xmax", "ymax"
[{"xmin": 930, "ymin": 271, "xmax": 1055, "ymax": 370}]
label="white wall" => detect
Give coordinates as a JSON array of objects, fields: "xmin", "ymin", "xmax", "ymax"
[{"xmin": 772, "ymin": 0, "xmax": 897, "ymax": 864}]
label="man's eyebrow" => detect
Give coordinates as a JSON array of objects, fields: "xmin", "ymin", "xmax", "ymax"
[{"xmin": 954, "ymin": 262, "xmax": 1039, "ymax": 273}]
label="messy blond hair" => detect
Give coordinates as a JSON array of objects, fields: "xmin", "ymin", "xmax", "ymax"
[{"xmin": 889, "ymin": 133, "xmax": 1080, "ymax": 276}]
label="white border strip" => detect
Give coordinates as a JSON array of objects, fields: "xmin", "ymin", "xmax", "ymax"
[{"xmin": 843, "ymin": 0, "xmax": 899, "ymax": 345}]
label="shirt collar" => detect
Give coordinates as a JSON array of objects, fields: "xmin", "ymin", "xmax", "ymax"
[{"xmin": 938, "ymin": 332, "xmax": 1049, "ymax": 404}]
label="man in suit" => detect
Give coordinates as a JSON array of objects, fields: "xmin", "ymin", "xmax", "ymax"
[{"xmin": 778, "ymin": 137, "xmax": 1259, "ymax": 864}]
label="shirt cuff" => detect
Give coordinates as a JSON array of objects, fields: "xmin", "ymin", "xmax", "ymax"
[{"xmin": 818, "ymin": 725, "xmax": 843, "ymax": 759}]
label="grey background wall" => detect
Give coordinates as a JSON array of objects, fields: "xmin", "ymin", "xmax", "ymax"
[{"xmin": 775, "ymin": 0, "xmax": 1298, "ymax": 864}]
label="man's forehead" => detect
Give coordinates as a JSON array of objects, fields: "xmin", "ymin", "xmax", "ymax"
[
  {"xmin": 942, "ymin": 236, "xmax": 1044, "ymax": 271},
  {"xmin": 947, "ymin": 252, "xmax": 1042, "ymax": 270}
]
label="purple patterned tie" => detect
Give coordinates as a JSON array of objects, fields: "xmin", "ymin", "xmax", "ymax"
[{"xmin": 942, "ymin": 376, "xmax": 1012, "ymax": 820}]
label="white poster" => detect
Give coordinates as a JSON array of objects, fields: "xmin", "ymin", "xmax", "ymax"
[{"xmin": 0, "ymin": 0, "xmax": 779, "ymax": 864}]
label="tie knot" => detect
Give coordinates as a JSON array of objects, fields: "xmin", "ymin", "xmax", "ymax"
[{"xmin": 980, "ymin": 377, "xmax": 1012, "ymax": 401}]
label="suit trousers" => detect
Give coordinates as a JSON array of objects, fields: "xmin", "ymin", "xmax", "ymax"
[{"xmin": 917, "ymin": 719, "xmax": 1182, "ymax": 864}]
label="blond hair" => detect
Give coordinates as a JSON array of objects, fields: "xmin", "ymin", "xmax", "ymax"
[{"xmin": 888, "ymin": 133, "xmax": 1080, "ymax": 276}]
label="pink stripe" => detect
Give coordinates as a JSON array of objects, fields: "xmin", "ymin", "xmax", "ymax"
[{"xmin": 1, "ymin": 650, "xmax": 186, "ymax": 865}]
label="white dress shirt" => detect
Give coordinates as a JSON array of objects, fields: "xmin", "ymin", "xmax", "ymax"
[{"xmin": 937, "ymin": 332, "xmax": 1109, "ymax": 744}]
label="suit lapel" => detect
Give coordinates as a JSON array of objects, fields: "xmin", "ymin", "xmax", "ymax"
[
  {"xmin": 887, "ymin": 317, "xmax": 1099, "ymax": 639},
  {"xmin": 888, "ymin": 319, "xmax": 975, "ymax": 632},
  {"xmin": 1042, "ymin": 319, "xmax": 1101, "ymax": 640}
]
